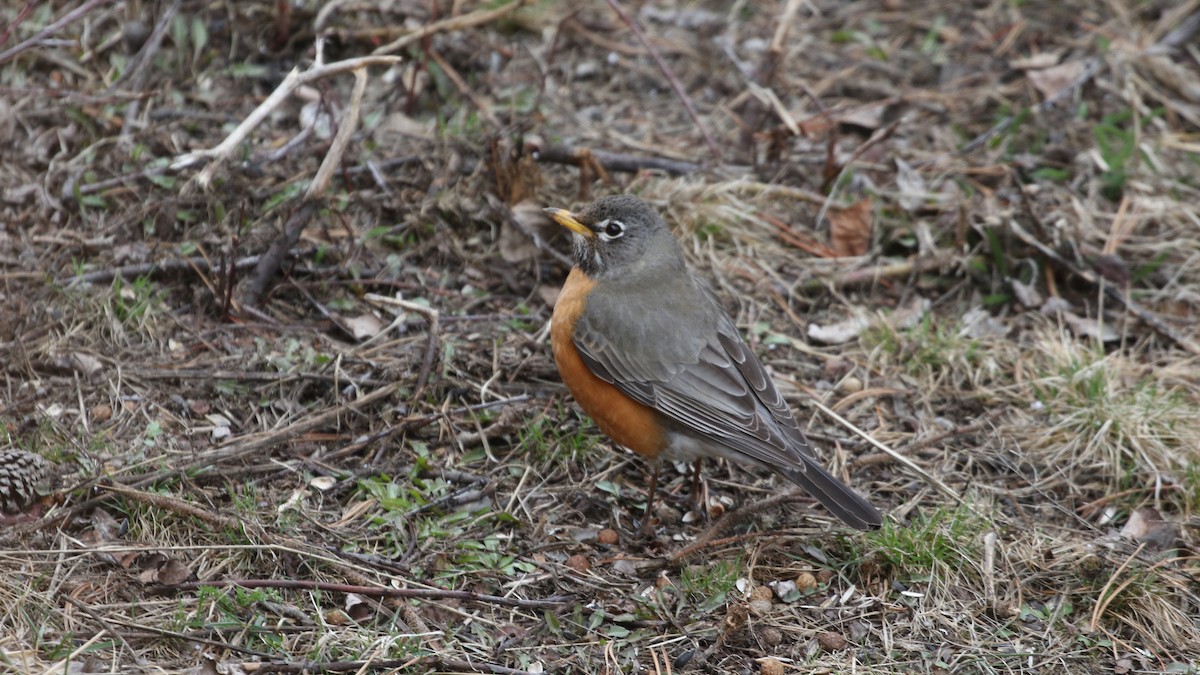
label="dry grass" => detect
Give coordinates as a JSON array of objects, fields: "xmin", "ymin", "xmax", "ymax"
[{"xmin": 2, "ymin": 1, "xmax": 1199, "ymax": 673}]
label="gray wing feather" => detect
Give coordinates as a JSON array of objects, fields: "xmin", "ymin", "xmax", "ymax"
[
  {"xmin": 574, "ymin": 276, "xmax": 808, "ymax": 468},
  {"xmin": 573, "ymin": 274, "xmax": 881, "ymax": 530}
]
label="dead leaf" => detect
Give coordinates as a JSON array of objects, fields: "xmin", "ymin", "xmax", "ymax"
[
  {"xmin": 137, "ymin": 552, "xmax": 191, "ymax": 584},
  {"xmin": 611, "ymin": 559, "xmax": 639, "ymax": 576},
  {"xmin": 1009, "ymin": 51, "xmax": 1063, "ymax": 70},
  {"xmin": 895, "ymin": 159, "xmax": 930, "ymax": 211},
  {"xmin": 1039, "ymin": 298, "xmax": 1119, "ymax": 341},
  {"xmin": 309, "ymin": 475, "xmax": 336, "ymax": 491},
  {"xmin": 277, "ymin": 487, "xmax": 306, "ymax": 514},
  {"xmin": 959, "ymin": 307, "xmax": 1005, "ymax": 339},
  {"xmin": 1010, "ymin": 279, "xmax": 1043, "ymax": 308},
  {"xmin": 499, "ymin": 200, "xmax": 557, "ymax": 264},
  {"xmin": 375, "ymin": 111, "xmax": 434, "ymax": 140},
  {"xmin": 1027, "ymin": 60, "xmax": 1086, "ymax": 101},
  {"xmin": 807, "ymin": 313, "xmax": 871, "ymax": 345},
  {"xmin": 828, "ymin": 198, "xmax": 873, "ymax": 257},
  {"xmin": 156, "ymin": 558, "xmax": 192, "ymax": 585},
  {"xmin": 112, "ymin": 242, "xmax": 150, "ymax": 265},
  {"xmin": 838, "ymin": 103, "xmax": 888, "ymax": 130},
  {"xmin": 889, "ymin": 297, "xmax": 931, "ymax": 330},
  {"xmin": 1058, "ymin": 310, "xmax": 1120, "ymax": 342},
  {"xmin": 89, "ymin": 508, "xmax": 125, "ymax": 544},
  {"xmin": 1119, "ymin": 507, "xmax": 1178, "ymax": 553},
  {"xmin": 344, "ymin": 592, "xmax": 373, "ymax": 621},
  {"xmin": 70, "ymin": 352, "xmax": 103, "ymax": 376},
  {"xmin": 344, "ymin": 313, "xmax": 385, "ymax": 340},
  {"xmin": 192, "ymin": 653, "xmax": 222, "ymax": 675}
]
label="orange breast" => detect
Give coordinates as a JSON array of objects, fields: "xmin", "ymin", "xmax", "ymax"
[{"xmin": 551, "ymin": 268, "xmax": 665, "ymax": 458}]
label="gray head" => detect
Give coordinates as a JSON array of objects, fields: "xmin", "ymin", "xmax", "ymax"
[{"xmin": 544, "ymin": 195, "xmax": 685, "ymax": 280}]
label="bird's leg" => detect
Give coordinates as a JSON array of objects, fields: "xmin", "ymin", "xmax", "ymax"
[
  {"xmin": 688, "ymin": 458, "xmax": 704, "ymax": 513},
  {"xmin": 639, "ymin": 461, "xmax": 660, "ymax": 536}
]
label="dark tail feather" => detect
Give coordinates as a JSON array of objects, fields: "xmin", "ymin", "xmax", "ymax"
[{"xmin": 778, "ymin": 462, "xmax": 882, "ymax": 531}]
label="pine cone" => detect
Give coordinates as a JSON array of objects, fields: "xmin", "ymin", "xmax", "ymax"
[{"xmin": 0, "ymin": 449, "xmax": 53, "ymax": 514}]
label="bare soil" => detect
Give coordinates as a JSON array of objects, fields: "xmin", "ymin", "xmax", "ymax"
[{"xmin": 2, "ymin": 1, "xmax": 1199, "ymax": 673}]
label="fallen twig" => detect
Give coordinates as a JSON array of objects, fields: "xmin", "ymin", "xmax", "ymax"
[
  {"xmin": 1005, "ymin": 218, "xmax": 1200, "ymax": 356},
  {"xmin": 61, "ymin": 253, "xmax": 265, "ymax": 286},
  {"xmin": 794, "ymin": 255, "xmax": 959, "ymax": 292},
  {"xmin": 238, "ymin": 202, "xmax": 318, "ymax": 308},
  {"xmin": 125, "ymin": 367, "xmax": 390, "ymax": 388},
  {"xmin": 0, "ymin": 0, "xmax": 117, "ymax": 65},
  {"xmin": 534, "ymin": 143, "xmax": 704, "ymax": 176},
  {"xmin": 150, "ymin": 578, "xmax": 574, "ymax": 610},
  {"xmin": 606, "ymin": 0, "xmax": 722, "ymax": 161},
  {"xmin": 856, "ymin": 408, "xmax": 1008, "ymax": 468},
  {"xmin": 170, "ymin": 53, "xmax": 401, "ymax": 187},
  {"xmin": 248, "ymin": 656, "xmax": 543, "ymax": 675},
  {"xmin": 958, "ymin": 58, "xmax": 1103, "ymax": 155},
  {"xmin": 363, "ymin": 294, "xmax": 441, "ymax": 403},
  {"xmin": 114, "ymin": 0, "xmax": 180, "ymax": 145},
  {"xmin": 110, "ymin": 381, "xmax": 405, "ymax": 493},
  {"xmin": 1155, "ymin": 8, "xmax": 1200, "ymax": 50},
  {"xmin": 370, "ymin": 0, "xmax": 529, "ymax": 55},
  {"xmin": 321, "ymin": 395, "xmax": 531, "ymax": 463},
  {"xmin": 810, "ymin": 396, "xmax": 961, "ymax": 503},
  {"xmin": 669, "ymin": 493, "xmax": 819, "ymax": 563},
  {"xmin": 60, "ymin": 595, "xmax": 149, "ymax": 668},
  {"xmin": 240, "ymin": 61, "xmax": 370, "ymax": 308},
  {"xmin": 99, "ymin": 483, "xmax": 238, "ymax": 528},
  {"xmin": 425, "ymin": 45, "xmax": 498, "ymax": 128}
]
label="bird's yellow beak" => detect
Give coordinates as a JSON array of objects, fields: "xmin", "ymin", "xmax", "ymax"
[{"xmin": 544, "ymin": 208, "xmax": 593, "ymax": 238}]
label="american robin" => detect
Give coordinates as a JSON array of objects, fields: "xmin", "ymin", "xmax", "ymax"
[{"xmin": 545, "ymin": 195, "xmax": 882, "ymax": 532}]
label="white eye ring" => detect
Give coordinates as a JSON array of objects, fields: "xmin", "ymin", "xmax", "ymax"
[{"xmin": 598, "ymin": 219, "xmax": 625, "ymax": 240}]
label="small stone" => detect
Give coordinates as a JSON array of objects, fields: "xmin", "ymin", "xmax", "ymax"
[
  {"xmin": 760, "ymin": 627, "xmax": 783, "ymax": 646},
  {"xmin": 749, "ymin": 585, "xmax": 774, "ymax": 602},
  {"xmin": 795, "ymin": 572, "xmax": 817, "ymax": 592},
  {"xmin": 748, "ymin": 599, "xmax": 773, "ymax": 617},
  {"xmin": 759, "ymin": 657, "xmax": 785, "ymax": 675},
  {"xmin": 840, "ymin": 376, "xmax": 863, "ymax": 393},
  {"xmin": 323, "ymin": 609, "xmax": 351, "ymax": 626},
  {"xmin": 574, "ymin": 60, "xmax": 600, "ymax": 79},
  {"xmin": 90, "ymin": 403, "xmax": 112, "ymax": 422},
  {"xmin": 817, "ymin": 631, "xmax": 847, "ymax": 652},
  {"xmin": 564, "ymin": 554, "xmax": 590, "ymax": 573},
  {"xmin": 597, "ymin": 528, "xmax": 619, "ymax": 545},
  {"xmin": 816, "ymin": 569, "xmax": 834, "ymax": 583}
]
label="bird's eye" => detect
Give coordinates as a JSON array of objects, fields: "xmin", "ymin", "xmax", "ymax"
[{"xmin": 602, "ymin": 220, "xmax": 625, "ymax": 239}]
